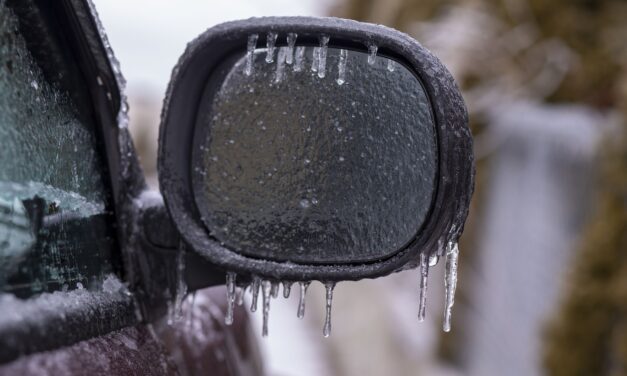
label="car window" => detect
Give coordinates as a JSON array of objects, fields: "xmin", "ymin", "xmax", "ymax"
[{"xmin": 0, "ymin": 3, "xmax": 118, "ymax": 298}]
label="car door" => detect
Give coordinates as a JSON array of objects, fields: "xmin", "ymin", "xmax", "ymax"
[{"xmin": 0, "ymin": 1, "xmax": 261, "ymax": 374}]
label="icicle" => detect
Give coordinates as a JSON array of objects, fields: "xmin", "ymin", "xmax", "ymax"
[
  {"xmin": 262, "ymin": 280, "xmax": 272, "ymax": 337},
  {"xmin": 311, "ymin": 47, "xmax": 320, "ymax": 72},
  {"xmin": 274, "ymin": 47, "xmax": 288, "ymax": 83},
  {"xmin": 317, "ymin": 35, "xmax": 330, "ymax": 78},
  {"xmin": 286, "ymin": 33, "xmax": 297, "ymax": 65},
  {"xmin": 443, "ymin": 241, "xmax": 459, "ymax": 332},
  {"xmin": 251, "ymin": 277, "xmax": 261, "ymax": 312},
  {"xmin": 225, "ymin": 272, "xmax": 236, "ymax": 325},
  {"xmin": 265, "ymin": 32, "xmax": 278, "ymax": 63},
  {"xmin": 282, "ymin": 281, "xmax": 292, "ymax": 298},
  {"xmin": 237, "ymin": 285, "xmax": 247, "ymax": 306},
  {"xmin": 270, "ymin": 282, "xmax": 279, "ymax": 298},
  {"xmin": 418, "ymin": 253, "xmax": 429, "ymax": 322},
  {"xmin": 386, "ymin": 59, "xmax": 395, "ymax": 72},
  {"xmin": 293, "ymin": 46, "xmax": 305, "ymax": 72},
  {"xmin": 186, "ymin": 291, "xmax": 196, "ymax": 328},
  {"xmin": 297, "ymin": 281, "xmax": 310, "ymax": 319},
  {"xmin": 169, "ymin": 247, "xmax": 187, "ymax": 325},
  {"xmin": 337, "ymin": 49, "xmax": 348, "ymax": 85},
  {"xmin": 437, "ymin": 239, "xmax": 446, "ymax": 257},
  {"xmin": 323, "ymin": 282, "xmax": 336, "ymax": 337},
  {"xmin": 367, "ymin": 43, "xmax": 378, "ymax": 65},
  {"xmin": 244, "ymin": 34, "xmax": 258, "ymax": 76},
  {"xmin": 166, "ymin": 300, "xmax": 174, "ymax": 326},
  {"xmin": 176, "ymin": 248, "xmax": 187, "ymax": 315}
]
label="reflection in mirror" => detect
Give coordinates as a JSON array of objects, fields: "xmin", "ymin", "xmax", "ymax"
[{"xmin": 192, "ymin": 43, "xmax": 437, "ymax": 265}]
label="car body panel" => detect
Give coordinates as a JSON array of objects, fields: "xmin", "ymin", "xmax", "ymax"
[{"xmin": 0, "ymin": 287, "xmax": 263, "ymax": 375}]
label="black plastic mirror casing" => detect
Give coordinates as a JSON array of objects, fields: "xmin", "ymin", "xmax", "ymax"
[{"xmin": 159, "ymin": 17, "xmax": 474, "ymax": 282}]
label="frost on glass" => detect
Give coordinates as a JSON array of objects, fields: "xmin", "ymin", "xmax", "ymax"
[
  {"xmin": 0, "ymin": 4, "xmax": 116, "ymax": 296},
  {"xmin": 193, "ymin": 46, "xmax": 437, "ymax": 264}
]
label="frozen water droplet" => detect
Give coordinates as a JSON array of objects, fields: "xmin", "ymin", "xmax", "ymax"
[
  {"xmin": 262, "ymin": 280, "xmax": 272, "ymax": 337},
  {"xmin": 337, "ymin": 49, "xmax": 348, "ymax": 85},
  {"xmin": 251, "ymin": 277, "xmax": 261, "ymax": 312},
  {"xmin": 317, "ymin": 35, "xmax": 330, "ymax": 78},
  {"xmin": 338, "ymin": 156, "xmax": 345, "ymax": 162},
  {"xmin": 429, "ymin": 253, "xmax": 440, "ymax": 267},
  {"xmin": 323, "ymin": 282, "xmax": 336, "ymax": 337},
  {"xmin": 386, "ymin": 59, "xmax": 396, "ymax": 72},
  {"xmin": 286, "ymin": 33, "xmax": 297, "ymax": 64},
  {"xmin": 418, "ymin": 253, "xmax": 429, "ymax": 322},
  {"xmin": 30, "ymin": 80, "xmax": 39, "ymax": 90},
  {"xmin": 237, "ymin": 285, "xmax": 247, "ymax": 306},
  {"xmin": 244, "ymin": 34, "xmax": 258, "ymax": 76},
  {"xmin": 297, "ymin": 281, "xmax": 310, "ymax": 319},
  {"xmin": 265, "ymin": 32, "xmax": 278, "ymax": 63},
  {"xmin": 300, "ymin": 199, "xmax": 311, "ymax": 209},
  {"xmin": 282, "ymin": 281, "xmax": 292, "ymax": 298},
  {"xmin": 293, "ymin": 46, "xmax": 305, "ymax": 72},
  {"xmin": 367, "ymin": 43, "xmax": 378, "ymax": 65},
  {"xmin": 225, "ymin": 272, "xmax": 236, "ymax": 325},
  {"xmin": 270, "ymin": 282, "xmax": 279, "ymax": 298},
  {"xmin": 443, "ymin": 242, "xmax": 459, "ymax": 332}
]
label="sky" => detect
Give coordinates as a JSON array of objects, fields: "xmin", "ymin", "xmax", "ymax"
[{"xmin": 94, "ymin": 0, "xmax": 332, "ymax": 96}]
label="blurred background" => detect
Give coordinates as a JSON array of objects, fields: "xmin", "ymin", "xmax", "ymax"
[{"xmin": 95, "ymin": 0, "xmax": 627, "ymax": 375}]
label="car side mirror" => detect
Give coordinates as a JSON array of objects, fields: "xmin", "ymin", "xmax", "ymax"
[{"xmin": 158, "ymin": 17, "xmax": 474, "ymax": 334}]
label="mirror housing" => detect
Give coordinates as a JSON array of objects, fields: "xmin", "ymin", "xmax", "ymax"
[{"xmin": 158, "ymin": 17, "xmax": 474, "ymax": 282}]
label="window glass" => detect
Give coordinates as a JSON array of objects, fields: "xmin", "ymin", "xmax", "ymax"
[{"xmin": 0, "ymin": 3, "xmax": 117, "ymax": 297}]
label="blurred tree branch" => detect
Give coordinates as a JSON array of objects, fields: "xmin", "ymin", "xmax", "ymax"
[{"xmin": 336, "ymin": 0, "xmax": 627, "ymax": 374}]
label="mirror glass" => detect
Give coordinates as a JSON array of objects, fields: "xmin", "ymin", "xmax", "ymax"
[{"xmin": 192, "ymin": 45, "xmax": 437, "ymax": 264}]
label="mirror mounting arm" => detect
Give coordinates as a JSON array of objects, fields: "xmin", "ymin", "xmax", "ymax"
[
  {"xmin": 133, "ymin": 191, "xmax": 228, "ymax": 323},
  {"xmin": 139, "ymin": 195, "xmax": 180, "ymax": 250}
]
